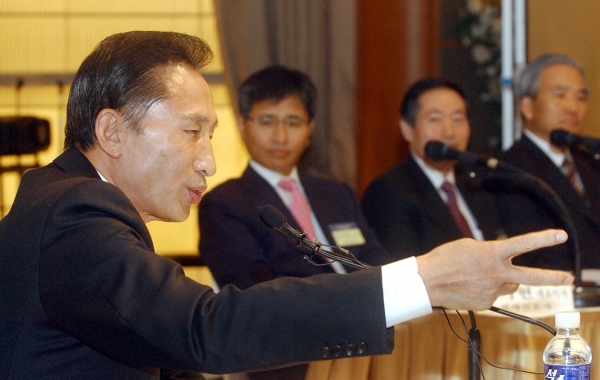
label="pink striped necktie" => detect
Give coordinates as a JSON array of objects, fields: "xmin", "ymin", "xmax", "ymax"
[
  {"xmin": 441, "ymin": 181, "xmax": 474, "ymax": 239},
  {"xmin": 278, "ymin": 178, "xmax": 316, "ymax": 239}
]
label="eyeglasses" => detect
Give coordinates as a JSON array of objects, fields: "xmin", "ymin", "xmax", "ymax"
[{"xmin": 246, "ymin": 115, "xmax": 308, "ymax": 129}]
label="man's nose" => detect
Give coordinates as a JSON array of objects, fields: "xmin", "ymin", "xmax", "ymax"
[
  {"xmin": 564, "ymin": 93, "xmax": 580, "ymax": 112},
  {"xmin": 441, "ymin": 118, "xmax": 456, "ymax": 137},
  {"xmin": 194, "ymin": 141, "xmax": 216, "ymax": 177},
  {"xmin": 272, "ymin": 123, "xmax": 288, "ymax": 142}
]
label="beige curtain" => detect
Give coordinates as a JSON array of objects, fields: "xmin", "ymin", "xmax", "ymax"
[{"xmin": 215, "ymin": 0, "xmax": 358, "ymax": 187}]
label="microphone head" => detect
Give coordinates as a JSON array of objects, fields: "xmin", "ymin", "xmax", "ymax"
[
  {"xmin": 256, "ymin": 204, "xmax": 287, "ymax": 229},
  {"xmin": 550, "ymin": 129, "xmax": 578, "ymax": 147},
  {"xmin": 425, "ymin": 141, "xmax": 460, "ymax": 161}
]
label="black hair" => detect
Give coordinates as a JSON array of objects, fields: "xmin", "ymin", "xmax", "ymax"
[
  {"xmin": 237, "ymin": 65, "xmax": 317, "ymax": 120},
  {"xmin": 400, "ymin": 77, "xmax": 468, "ymax": 126},
  {"xmin": 64, "ymin": 31, "xmax": 213, "ymax": 150}
]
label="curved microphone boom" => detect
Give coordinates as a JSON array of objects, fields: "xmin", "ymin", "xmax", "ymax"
[
  {"xmin": 256, "ymin": 204, "xmax": 372, "ymax": 269},
  {"xmin": 550, "ymin": 129, "xmax": 600, "ymax": 158},
  {"xmin": 424, "ymin": 140, "xmax": 600, "ymax": 307}
]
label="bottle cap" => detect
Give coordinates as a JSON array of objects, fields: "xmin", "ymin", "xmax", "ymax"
[{"xmin": 555, "ymin": 311, "xmax": 580, "ymax": 328}]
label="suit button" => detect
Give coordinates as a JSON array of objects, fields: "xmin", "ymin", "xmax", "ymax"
[
  {"xmin": 321, "ymin": 346, "xmax": 331, "ymax": 358},
  {"xmin": 344, "ymin": 344, "xmax": 356, "ymax": 356},
  {"xmin": 357, "ymin": 342, "xmax": 367, "ymax": 354},
  {"xmin": 331, "ymin": 345, "xmax": 342, "ymax": 358}
]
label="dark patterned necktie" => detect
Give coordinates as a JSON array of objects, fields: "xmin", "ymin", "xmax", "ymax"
[
  {"xmin": 562, "ymin": 156, "xmax": 585, "ymax": 196},
  {"xmin": 441, "ymin": 181, "xmax": 474, "ymax": 238}
]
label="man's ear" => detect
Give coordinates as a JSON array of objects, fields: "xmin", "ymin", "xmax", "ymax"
[
  {"xmin": 520, "ymin": 96, "xmax": 534, "ymax": 122},
  {"xmin": 399, "ymin": 119, "xmax": 414, "ymax": 143},
  {"xmin": 304, "ymin": 120, "xmax": 315, "ymax": 148},
  {"xmin": 95, "ymin": 108, "xmax": 123, "ymax": 158}
]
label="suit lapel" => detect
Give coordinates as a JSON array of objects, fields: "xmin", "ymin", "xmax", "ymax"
[
  {"xmin": 299, "ymin": 173, "xmax": 336, "ymax": 244},
  {"xmin": 456, "ymin": 167, "xmax": 502, "ymax": 239},
  {"xmin": 240, "ymin": 166, "xmax": 302, "ymax": 232},
  {"xmin": 519, "ymin": 137, "xmax": 600, "ymax": 227},
  {"xmin": 572, "ymin": 150, "xmax": 600, "ymax": 226}
]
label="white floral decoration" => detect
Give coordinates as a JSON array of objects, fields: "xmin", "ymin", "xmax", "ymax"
[{"xmin": 460, "ymin": 0, "xmax": 502, "ymax": 103}]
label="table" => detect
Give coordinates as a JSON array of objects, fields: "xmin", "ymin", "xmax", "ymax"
[{"xmin": 306, "ymin": 309, "xmax": 600, "ymax": 380}]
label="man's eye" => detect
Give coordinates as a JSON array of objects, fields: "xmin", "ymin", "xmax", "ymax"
[{"xmin": 285, "ymin": 120, "xmax": 302, "ymax": 128}]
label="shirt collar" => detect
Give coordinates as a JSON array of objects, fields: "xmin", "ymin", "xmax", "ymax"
[
  {"xmin": 523, "ymin": 129, "xmax": 566, "ymax": 167},
  {"xmin": 249, "ymin": 159, "xmax": 300, "ymax": 187},
  {"xmin": 411, "ymin": 153, "xmax": 456, "ymax": 189},
  {"xmin": 97, "ymin": 171, "xmax": 108, "ymax": 182}
]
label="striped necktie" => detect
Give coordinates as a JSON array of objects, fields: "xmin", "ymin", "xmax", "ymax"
[{"xmin": 562, "ymin": 156, "xmax": 585, "ymax": 196}]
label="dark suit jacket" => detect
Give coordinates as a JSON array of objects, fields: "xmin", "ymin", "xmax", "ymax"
[
  {"xmin": 0, "ymin": 148, "xmax": 393, "ymax": 380},
  {"xmin": 199, "ymin": 165, "xmax": 393, "ymax": 290},
  {"xmin": 361, "ymin": 155, "xmax": 504, "ymax": 260},
  {"xmin": 499, "ymin": 134, "xmax": 600, "ymax": 269}
]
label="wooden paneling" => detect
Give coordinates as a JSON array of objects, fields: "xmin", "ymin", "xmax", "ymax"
[
  {"xmin": 527, "ymin": 0, "xmax": 600, "ymax": 138},
  {"xmin": 355, "ymin": 0, "xmax": 438, "ymax": 196}
]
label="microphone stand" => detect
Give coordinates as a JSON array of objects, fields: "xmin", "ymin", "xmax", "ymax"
[
  {"xmin": 462, "ymin": 158, "xmax": 600, "ymax": 308},
  {"xmin": 449, "ymin": 307, "xmax": 557, "ymax": 380},
  {"xmin": 467, "ymin": 311, "xmax": 481, "ymax": 380}
]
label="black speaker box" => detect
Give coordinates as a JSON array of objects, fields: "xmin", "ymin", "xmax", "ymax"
[{"xmin": 0, "ymin": 116, "xmax": 51, "ymax": 156}]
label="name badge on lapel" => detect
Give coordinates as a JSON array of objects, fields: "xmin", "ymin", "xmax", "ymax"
[{"xmin": 329, "ymin": 222, "xmax": 366, "ymax": 247}]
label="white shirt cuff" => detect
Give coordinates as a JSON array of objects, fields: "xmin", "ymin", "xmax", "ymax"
[{"xmin": 381, "ymin": 257, "xmax": 432, "ymax": 327}]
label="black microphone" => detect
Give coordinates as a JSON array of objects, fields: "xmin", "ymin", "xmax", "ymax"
[
  {"xmin": 550, "ymin": 129, "xmax": 600, "ymax": 158},
  {"xmin": 256, "ymin": 204, "xmax": 372, "ymax": 269},
  {"xmin": 424, "ymin": 141, "xmax": 504, "ymax": 171},
  {"xmin": 551, "ymin": 129, "xmax": 600, "ymax": 152},
  {"xmin": 257, "ymin": 204, "xmax": 307, "ymax": 247}
]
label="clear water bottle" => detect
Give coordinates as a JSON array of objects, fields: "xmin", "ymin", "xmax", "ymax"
[{"xmin": 543, "ymin": 311, "xmax": 592, "ymax": 380}]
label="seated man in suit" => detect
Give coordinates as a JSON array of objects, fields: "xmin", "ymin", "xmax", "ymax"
[
  {"xmin": 499, "ymin": 54, "xmax": 600, "ymax": 270},
  {"xmin": 361, "ymin": 77, "xmax": 505, "ymax": 260},
  {"xmin": 199, "ymin": 65, "xmax": 393, "ymax": 380}
]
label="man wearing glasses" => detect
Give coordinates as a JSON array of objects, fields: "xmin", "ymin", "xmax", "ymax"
[{"xmin": 198, "ymin": 65, "xmax": 392, "ymax": 380}]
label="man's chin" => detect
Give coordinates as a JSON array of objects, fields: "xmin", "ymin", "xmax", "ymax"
[
  {"xmin": 424, "ymin": 159, "xmax": 455, "ymax": 173},
  {"xmin": 146, "ymin": 209, "xmax": 191, "ymax": 223}
]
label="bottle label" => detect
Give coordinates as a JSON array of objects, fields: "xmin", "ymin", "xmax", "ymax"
[{"xmin": 544, "ymin": 364, "xmax": 590, "ymax": 380}]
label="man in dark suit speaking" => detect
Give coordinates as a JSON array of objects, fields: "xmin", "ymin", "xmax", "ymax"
[{"xmin": 0, "ymin": 31, "xmax": 573, "ymax": 380}]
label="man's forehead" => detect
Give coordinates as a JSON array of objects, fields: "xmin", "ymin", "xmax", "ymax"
[
  {"xmin": 541, "ymin": 65, "xmax": 585, "ymax": 85},
  {"xmin": 250, "ymin": 97, "xmax": 308, "ymax": 115},
  {"xmin": 417, "ymin": 98, "xmax": 466, "ymax": 115}
]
